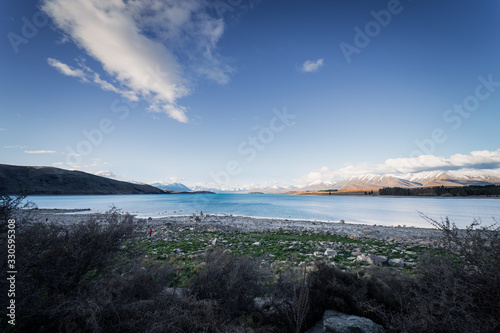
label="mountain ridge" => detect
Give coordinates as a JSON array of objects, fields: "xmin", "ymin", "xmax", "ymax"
[
  {"xmin": 299, "ymin": 170, "xmax": 500, "ymax": 192},
  {"xmin": 150, "ymin": 182, "xmax": 191, "ymax": 192},
  {"xmin": 0, "ymin": 164, "xmax": 167, "ymax": 195},
  {"xmin": 3, "ymin": 164, "xmax": 499, "ymax": 195}
]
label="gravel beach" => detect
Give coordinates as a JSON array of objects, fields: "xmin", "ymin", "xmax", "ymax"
[{"xmin": 31, "ymin": 209, "xmax": 446, "ymax": 248}]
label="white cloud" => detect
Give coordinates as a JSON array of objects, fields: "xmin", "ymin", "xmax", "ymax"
[
  {"xmin": 4, "ymin": 145, "xmax": 27, "ymax": 149},
  {"xmin": 296, "ymin": 149, "xmax": 500, "ymax": 184},
  {"xmin": 42, "ymin": 0, "xmax": 240, "ymax": 123},
  {"xmin": 24, "ymin": 150, "xmax": 58, "ymax": 154},
  {"xmin": 301, "ymin": 58, "xmax": 324, "ymax": 73},
  {"xmin": 94, "ymin": 170, "xmax": 117, "ymax": 178},
  {"xmin": 155, "ymin": 176, "xmax": 186, "ymax": 184},
  {"xmin": 47, "ymin": 58, "xmax": 86, "ymax": 79}
]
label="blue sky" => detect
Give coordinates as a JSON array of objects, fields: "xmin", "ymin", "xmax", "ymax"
[{"xmin": 2, "ymin": 0, "xmax": 500, "ymax": 188}]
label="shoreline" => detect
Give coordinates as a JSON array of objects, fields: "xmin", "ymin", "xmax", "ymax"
[{"xmin": 29, "ymin": 210, "xmax": 446, "ymax": 247}]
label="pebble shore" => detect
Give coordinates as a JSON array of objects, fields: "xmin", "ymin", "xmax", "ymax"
[{"xmin": 32, "ymin": 210, "xmax": 446, "ymax": 248}]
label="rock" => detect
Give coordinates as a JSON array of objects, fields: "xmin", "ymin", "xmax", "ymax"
[
  {"xmin": 356, "ymin": 254, "xmax": 373, "ymax": 265},
  {"xmin": 313, "ymin": 251, "xmax": 324, "ymax": 257},
  {"xmin": 351, "ymin": 248, "xmax": 362, "ymax": 256},
  {"xmin": 388, "ymin": 258, "xmax": 405, "ymax": 267},
  {"xmin": 163, "ymin": 287, "xmax": 185, "ymax": 297},
  {"xmin": 369, "ymin": 254, "xmax": 388, "ymax": 265},
  {"xmin": 306, "ymin": 310, "xmax": 384, "ymax": 333},
  {"xmin": 324, "ymin": 249, "xmax": 337, "ymax": 257},
  {"xmin": 356, "ymin": 254, "xmax": 387, "ymax": 266},
  {"xmin": 340, "ymin": 220, "xmax": 345, "ymax": 224},
  {"xmin": 252, "ymin": 241, "xmax": 261, "ymax": 246},
  {"xmin": 211, "ymin": 238, "xmax": 219, "ymax": 246}
]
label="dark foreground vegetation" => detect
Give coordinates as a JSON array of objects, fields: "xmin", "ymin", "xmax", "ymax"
[
  {"xmin": 379, "ymin": 184, "xmax": 500, "ymax": 197},
  {"xmin": 1, "ymin": 194, "xmax": 499, "ymax": 332}
]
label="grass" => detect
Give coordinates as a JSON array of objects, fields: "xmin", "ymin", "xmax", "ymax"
[{"xmin": 136, "ymin": 228, "xmax": 430, "ymax": 285}]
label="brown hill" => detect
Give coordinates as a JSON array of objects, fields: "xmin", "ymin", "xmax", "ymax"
[
  {"xmin": 0, "ymin": 164, "xmax": 167, "ymax": 195},
  {"xmin": 289, "ymin": 171, "xmax": 500, "ymax": 194}
]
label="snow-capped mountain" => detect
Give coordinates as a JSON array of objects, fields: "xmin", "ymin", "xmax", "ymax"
[
  {"xmin": 147, "ymin": 169, "xmax": 500, "ymax": 193},
  {"xmin": 301, "ymin": 170, "xmax": 500, "ymax": 191},
  {"xmin": 190, "ymin": 183, "xmax": 298, "ymax": 193},
  {"xmin": 150, "ymin": 182, "xmax": 191, "ymax": 191}
]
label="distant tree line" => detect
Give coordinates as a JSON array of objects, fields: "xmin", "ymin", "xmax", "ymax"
[
  {"xmin": 317, "ymin": 189, "xmax": 338, "ymax": 195},
  {"xmin": 379, "ymin": 185, "xmax": 500, "ymax": 197}
]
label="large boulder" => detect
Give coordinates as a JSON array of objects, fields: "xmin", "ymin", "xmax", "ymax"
[
  {"xmin": 355, "ymin": 254, "xmax": 387, "ymax": 266},
  {"xmin": 306, "ymin": 310, "xmax": 384, "ymax": 333},
  {"xmin": 388, "ymin": 258, "xmax": 405, "ymax": 267}
]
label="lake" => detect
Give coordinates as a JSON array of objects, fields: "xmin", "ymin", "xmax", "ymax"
[{"xmin": 26, "ymin": 193, "xmax": 500, "ymax": 229}]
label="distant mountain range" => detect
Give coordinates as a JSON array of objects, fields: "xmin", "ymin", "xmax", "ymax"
[
  {"xmin": 150, "ymin": 182, "xmax": 191, "ymax": 192},
  {"xmin": 3, "ymin": 164, "xmax": 499, "ymax": 196},
  {"xmin": 186, "ymin": 170, "xmax": 500, "ymax": 193},
  {"xmin": 0, "ymin": 164, "xmax": 165, "ymax": 195},
  {"xmin": 189, "ymin": 184, "xmax": 299, "ymax": 194},
  {"xmin": 294, "ymin": 170, "xmax": 500, "ymax": 192}
]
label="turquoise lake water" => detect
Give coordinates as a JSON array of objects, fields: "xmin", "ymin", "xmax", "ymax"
[{"xmin": 27, "ymin": 193, "xmax": 499, "ymax": 229}]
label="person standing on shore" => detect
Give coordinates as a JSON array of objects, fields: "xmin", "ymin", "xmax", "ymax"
[{"xmin": 149, "ymin": 228, "xmax": 152, "ymax": 237}]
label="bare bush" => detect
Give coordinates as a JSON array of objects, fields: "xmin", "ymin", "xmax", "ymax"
[
  {"xmin": 306, "ymin": 262, "xmax": 370, "ymax": 325},
  {"xmin": 18, "ymin": 207, "xmax": 136, "ymax": 292},
  {"xmin": 288, "ymin": 266, "xmax": 309, "ymax": 333},
  {"xmin": 190, "ymin": 249, "xmax": 271, "ymax": 321},
  {"xmin": 0, "ymin": 208, "xmax": 139, "ymax": 331},
  {"xmin": 0, "ymin": 191, "xmax": 36, "ymax": 232},
  {"xmin": 416, "ymin": 215, "xmax": 500, "ymax": 332}
]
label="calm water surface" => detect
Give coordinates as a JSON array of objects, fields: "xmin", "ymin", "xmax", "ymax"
[{"xmin": 27, "ymin": 193, "xmax": 499, "ymax": 229}]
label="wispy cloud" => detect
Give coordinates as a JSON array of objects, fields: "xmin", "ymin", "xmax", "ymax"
[
  {"xmin": 155, "ymin": 176, "xmax": 186, "ymax": 184},
  {"xmin": 301, "ymin": 58, "xmax": 324, "ymax": 73},
  {"xmin": 47, "ymin": 58, "xmax": 137, "ymax": 100},
  {"xmin": 47, "ymin": 58, "xmax": 86, "ymax": 79},
  {"xmin": 42, "ymin": 0, "xmax": 243, "ymax": 123},
  {"xmin": 297, "ymin": 149, "xmax": 500, "ymax": 184},
  {"xmin": 4, "ymin": 145, "xmax": 27, "ymax": 149},
  {"xmin": 94, "ymin": 170, "xmax": 117, "ymax": 179},
  {"xmin": 24, "ymin": 150, "xmax": 59, "ymax": 154}
]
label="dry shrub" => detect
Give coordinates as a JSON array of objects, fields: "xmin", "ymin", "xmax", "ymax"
[
  {"xmin": 306, "ymin": 262, "xmax": 369, "ymax": 326},
  {"xmin": 0, "ymin": 191, "xmax": 36, "ymax": 232},
  {"xmin": 190, "ymin": 249, "xmax": 271, "ymax": 320},
  {"xmin": 261, "ymin": 267, "xmax": 310, "ymax": 332},
  {"xmin": 0, "ymin": 208, "xmax": 140, "ymax": 332},
  {"xmin": 414, "ymin": 215, "xmax": 500, "ymax": 332}
]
